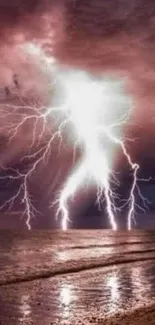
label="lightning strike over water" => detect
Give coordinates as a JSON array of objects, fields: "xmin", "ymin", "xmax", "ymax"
[
  {"xmin": 0, "ymin": 43, "xmax": 149, "ymax": 231},
  {"xmin": 52, "ymin": 68, "xmax": 137, "ymax": 231}
]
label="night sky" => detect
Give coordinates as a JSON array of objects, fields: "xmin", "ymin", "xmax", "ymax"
[{"xmin": 0, "ymin": 0, "xmax": 155, "ymax": 229}]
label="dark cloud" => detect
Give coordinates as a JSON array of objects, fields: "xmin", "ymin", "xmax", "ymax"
[
  {"xmin": 0, "ymin": 0, "xmax": 63, "ymax": 46},
  {"xmin": 0, "ymin": 1, "xmax": 154, "ymax": 72},
  {"xmin": 1, "ymin": 0, "xmax": 155, "ymax": 122},
  {"xmin": 0, "ymin": 1, "xmax": 155, "ymax": 228},
  {"xmin": 0, "ymin": 0, "xmax": 48, "ymax": 25}
]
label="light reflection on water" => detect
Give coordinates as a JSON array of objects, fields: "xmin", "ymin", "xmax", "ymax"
[
  {"xmin": 106, "ymin": 272, "xmax": 120, "ymax": 312},
  {"xmin": 56, "ymin": 262, "xmax": 155, "ymax": 321},
  {"xmin": 19, "ymin": 294, "xmax": 31, "ymax": 323},
  {"xmin": 56, "ymin": 244, "xmax": 115, "ymax": 263},
  {"xmin": 131, "ymin": 266, "xmax": 153, "ymax": 305},
  {"xmin": 1, "ymin": 231, "xmax": 155, "ymax": 324},
  {"xmin": 59, "ymin": 284, "xmax": 73, "ymax": 319}
]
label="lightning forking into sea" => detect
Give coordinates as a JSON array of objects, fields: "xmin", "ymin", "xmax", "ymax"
[
  {"xmin": 0, "ymin": 43, "xmax": 150, "ymax": 231},
  {"xmin": 53, "ymin": 71, "xmax": 140, "ymax": 232}
]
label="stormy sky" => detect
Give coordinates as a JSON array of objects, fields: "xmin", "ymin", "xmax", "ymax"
[{"xmin": 0, "ymin": 0, "xmax": 155, "ymax": 229}]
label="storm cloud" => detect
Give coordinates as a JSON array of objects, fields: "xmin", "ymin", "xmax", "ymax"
[{"xmin": 0, "ymin": 1, "xmax": 155, "ymax": 228}]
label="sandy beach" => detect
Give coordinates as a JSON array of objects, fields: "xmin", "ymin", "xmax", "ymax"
[{"xmin": 0, "ymin": 230, "xmax": 155, "ymax": 324}]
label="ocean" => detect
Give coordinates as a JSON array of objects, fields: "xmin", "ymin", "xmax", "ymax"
[{"xmin": 0, "ymin": 230, "xmax": 155, "ymax": 324}]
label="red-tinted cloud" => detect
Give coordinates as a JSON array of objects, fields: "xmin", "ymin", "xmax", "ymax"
[{"xmin": 0, "ymin": 0, "xmax": 155, "ymax": 228}]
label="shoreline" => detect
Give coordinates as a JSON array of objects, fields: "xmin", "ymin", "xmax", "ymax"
[
  {"xmin": 64, "ymin": 304, "xmax": 155, "ymax": 325},
  {"xmin": 1, "ymin": 231, "xmax": 155, "ymax": 325},
  {"xmin": 103, "ymin": 304, "xmax": 155, "ymax": 325}
]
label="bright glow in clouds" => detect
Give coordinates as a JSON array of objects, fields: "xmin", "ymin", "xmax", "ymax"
[
  {"xmin": 1, "ymin": 43, "xmax": 149, "ymax": 230},
  {"xmin": 51, "ymin": 66, "xmax": 137, "ymax": 231}
]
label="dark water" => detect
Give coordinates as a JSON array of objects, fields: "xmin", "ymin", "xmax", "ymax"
[{"xmin": 1, "ymin": 230, "xmax": 155, "ymax": 324}]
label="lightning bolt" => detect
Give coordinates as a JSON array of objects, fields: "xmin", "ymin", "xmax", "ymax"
[
  {"xmin": 0, "ymin": 100, "xmax": 68, "ymax": 229},
  {"xmin": 0, "ymin": 43, "xmax": 150, "ymax": 231},
  {"xmin": 52, "ymin": 66, "xmax": 150, "ymax": 231}
]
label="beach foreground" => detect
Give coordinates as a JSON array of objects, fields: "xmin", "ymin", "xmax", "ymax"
[{"xmin": 0, "ymin": 230, "xmax": 155, "ymax": 324}]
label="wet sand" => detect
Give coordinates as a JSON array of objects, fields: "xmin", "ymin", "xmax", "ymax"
[{"xmin": 0, "ymin": 230, "xmax": 155, "ymax": 324}]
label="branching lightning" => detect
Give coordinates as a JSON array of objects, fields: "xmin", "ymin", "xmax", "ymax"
[
  {"xmin": 0, "ymin": 43, "xmax": 150, "ymax": 231},
  {"xmin": 53, "ymin": 67, "xmax": 149, "ymax": 231},
  {"xmin": 0, "ymin": 101, "xmax": 65, "ymax": 229}
]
